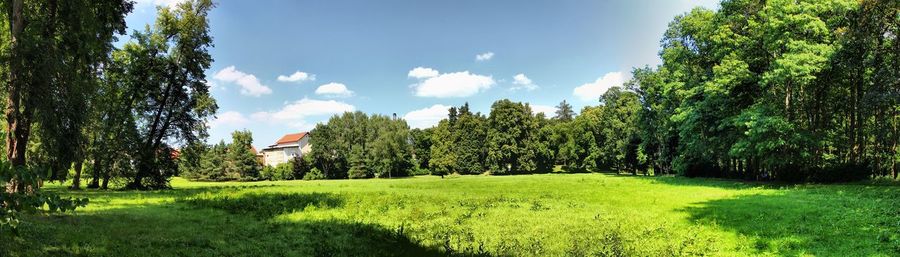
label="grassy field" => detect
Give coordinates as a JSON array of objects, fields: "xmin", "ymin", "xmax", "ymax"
[{"xmin": 2, "ymin": 173, "xmax": 899, "ymax": 256}]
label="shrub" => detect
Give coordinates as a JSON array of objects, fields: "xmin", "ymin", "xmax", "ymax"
[
  {"xmin": 304, "ymin": 167, "xmax": 326, "ymax": 180},
  {"xmin": 292, "ymin": 155, "xmax": 312, "ymax": 179},
  {"xmin": 410, "ymin": 167, "xmax": 430, "ymax": 176}
]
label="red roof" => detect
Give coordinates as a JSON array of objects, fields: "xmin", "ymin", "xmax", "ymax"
[
  {"xmin": 275, "ymin": 132, "xmax": 308, "ymax": 145},
  {"xmin": 250, "ymin": 146, "xmax": 259, "ymax": 155}
]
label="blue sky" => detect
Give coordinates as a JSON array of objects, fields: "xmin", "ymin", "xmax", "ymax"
[{"xmin": 128, "ymin": 0, "xmax": 718, "ymax": 150}]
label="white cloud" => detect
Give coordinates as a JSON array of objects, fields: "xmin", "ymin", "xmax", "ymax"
[
  {"xmin": 210, "ymin": 111, "xmax": 249, "ymax": 128},
  {"xmin": 315, "ymin": 82, "xmax": 354, "ymax": 97},
  {"xmin": 277, "ymin": 71, "xmax": 316, "ymax": 83},
  {"xmin": 403, "ymin": 104, "xmax": 451, "ymax": 129},
  {"xmin": 251, "ymin": 98, "xmax": 355, "ymax": 129},
  {"xmin": 530, "ymin": 105, "xmax": 557, "ymax": 116},
  {"xmin": 410, "ymin": 68, "xmax": 495, "ymax": 98},
  {"xmin": 407, "ymin": 67, "xmax": 439, "ymax": 79},
  {"xmin": 572, "ymin": 72, "xmax": 626, "ymax": 102},
  {"xmin": 213, "ymin": 66, "xmax": 272, "ymax": 97},
  {"xmin": 511, "ymin": 73, "xmax": 539, "ymax": 91},
  {"xmin": 475, "ymin": 52, "xmax": 494, "ymax": 61}
]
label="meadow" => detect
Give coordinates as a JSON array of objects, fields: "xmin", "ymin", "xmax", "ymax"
[{"xmin": 3, "ymin": 173, "xmax": 899, "ymax": 257}]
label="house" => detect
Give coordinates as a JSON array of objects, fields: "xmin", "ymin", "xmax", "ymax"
[{"xmin": 261, "ymin": 132, "xmax": 311, "ymax": 167}]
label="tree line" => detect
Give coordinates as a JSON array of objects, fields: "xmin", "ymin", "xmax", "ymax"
[{"xmin": 628, "ymin": 0, "xmax": 898, "ymax": 182}]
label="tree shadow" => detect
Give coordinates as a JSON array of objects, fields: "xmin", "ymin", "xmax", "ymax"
[
  {"xmin": 680, "ymin": 189, "xmax": 900, "ymax": 256},
  {"xmin": 627, "ymin": 174, "xmax": 785, "ymax": 190},
  {"xmin": 3, "ymin": 190, "xmax": 499, "ymax": 257},
  {"xmin": 181, "ymin": 192, "xmax": 344, "ymax": 219}
]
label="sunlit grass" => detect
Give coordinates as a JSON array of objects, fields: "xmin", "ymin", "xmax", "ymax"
[{"xmin": 3, "ymin": 174, "xmax": 898, "ymax": 256}]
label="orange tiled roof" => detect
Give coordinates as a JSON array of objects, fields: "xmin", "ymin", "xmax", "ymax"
[{"xmin": 275, "ymin": 132, "xmax": 308, "ymax": 145}]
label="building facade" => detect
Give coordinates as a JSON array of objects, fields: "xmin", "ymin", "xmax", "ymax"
[{"xmin": 261, "ymin": 132, "xmax": 312, "ymax": 167}]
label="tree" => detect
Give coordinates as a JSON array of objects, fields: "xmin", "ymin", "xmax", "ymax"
[
  {"xmin": 198, "ymin": 141, "xmax": 228, "ymax": 181},
  {"xmin": 409, "ymin": 128, "xmax": 433, "ymax": 171},
  {"xmin": 348, "ymin": 145, "xmax": 370, "ymax": 179},
  {"xmin": 292, "ymin": 155, "xmax": 313, "ymax": 180},
  {"xmin": 429, "ymin": 120, "xmax": 456, "ymax": 176},
  {"xmin": 122, "ymin": 0, "xmax": 218, "ymax": 189},
  {"xmin": 625, "ymin": 0, "xmax": 897, "ymax": 181},
  {"xmin": 367, "ymin": 115, "xmax": 413, "ymax": 178},
  {"xmin": 486, "ymin": 100, "xmax": 539, "ymax": 174},
  {"xmin": 554, "ymin": 100, "xmax": 575, "ymax": 121},
  {"xmin": 178, "ymin": 142, "xmax": 208, "ymax": 180},
  {"xmin": 226, "ymin": 130, "xmax": 260, "ymax": 180},
  {"xmin": 452, "ymin": 106, "xmax": 487, "ymax": 174},
  {"xmin": 1, "ymin": 0, "xmax": 132, "ymax": 192},
  {"xmin": 309, "ymin": 111, "xmax": 415, "ymax": 179}
]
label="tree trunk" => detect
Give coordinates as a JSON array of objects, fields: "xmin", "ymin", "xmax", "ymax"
[
  {"xmin": 70, "ymin": 161, "xmax": 83, "ymax": 190},
  {"xmin": 101, "ymin": 163, "xmax": 111, "ymax": 190},
  {"xmin": 4, "ymin": 0, "xmax": 27, "ymax": 194},
  {"xmin": 88, "ymin": 153, "xmax": 104, "ymax": 189}
]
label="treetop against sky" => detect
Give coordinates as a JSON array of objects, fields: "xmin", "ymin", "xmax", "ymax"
[{"xmin": 127, "ymin": 0, "xmax": 719, "ymax": 149}]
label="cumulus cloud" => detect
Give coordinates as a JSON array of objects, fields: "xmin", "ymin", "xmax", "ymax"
[
  {"xmin": 572, "ymin": 72, "xmax": 626, "ymax": 101},
  {"xmin": 213, "ymin": 66, "xmax": 272, "ymax": 97},
  {"xmin": 251, "ymin": 98, "xmax": 355, "ymax": 129},
  {"xmin": 475, "ymin": 52, "xmax": 494, "ymax": 61},
  {"xmin": 210, "ymin": 111, "xmax": 249, "ymax": 128},
  {"xmin": 277, "ymin": 71, "xmax": 316, "ymax": 83},
  {"xmin": 315, "ymin": 82, "xmax": 354, "ymax": 97},
  {"xmin": 511, "ymin": 73, "xmax": 539, "ymax": 91},
  {"xmin": 409, "ymin": 68, "xmax": 495, "ymax": 98},
  {"xmin": 530, "ymin": 104, "xmax": 558, "ymax": 116},
  {"xmin": 403, "ymin": 104, "xmax": 451, "ymax": 129},
  {"xmin": 407, "ymin": 67, "xmax": 439, "ymax": 79}
]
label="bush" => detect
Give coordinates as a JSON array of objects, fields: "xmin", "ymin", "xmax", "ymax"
[
  {"xmin": 260, "ymin": 162, "xmax": 295, "ymax": 181},
  {"xmin": 410, "ymin": 167, "xmax": 430, "ymax": 176},
  {"xmin": 304, "ymin": 167, "xmax": 326, "ymax": 180},
  {"xmin": 292, "ymin": 155, "xmax": 312, "ymax": 180}
]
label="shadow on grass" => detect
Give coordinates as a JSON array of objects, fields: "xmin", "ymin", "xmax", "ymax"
[
  {"xmin": 181, "ymin": 192, "xmax": 344, "ymax": 219},
  {"xmin": 624, "ymin": 174, "xmax": 786, "ymax": 190},
  {"xmin": 3, "ymin": 188, "xmax": 497, "ymax": 257},
  {"xmin": 681, "ymin": 189, "xmax": 900, "ymax": 256}
]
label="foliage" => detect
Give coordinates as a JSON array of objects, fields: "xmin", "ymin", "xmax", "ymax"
[
  {"xmin": 177, "ymin": 142, "xmax": 207, "ymax": 179},
  {"xmin": 303, "ymin": 167, "xmax": 326, "ymax": 180},
  {"xmin": 225, "ymin": 130, "xmax": 260, "ymax": 180},
  {"xmin": 486, "ymin": 100, "xmax": 540, "ymax": 174},
  {"xmin": 292, "ymin": 155, "xmax": 313, "ymax": 180},
  {"xmin": 630, "ymin": 0, "xmax": 899, "ymax": 181},
  {"xmin": 118, "ymin": 0, "xmax": 218, "ymax": 189},
  {"xmin": 0, "ymin": 162, "xmax": 88, "ymax": 233},
  {"xmin": 195, "ymin": 141, "xmax": 229, "ymax": 181},
  {"xmin": 409, "ymin": 128, "xmax": 433, "ymax": 170},
  {"xmin": 428, "ymin": 120, "xmax": 456, "ymax": 176},
  {"xmin": 310, "ymin": 112, "xmax": 414, "ymax": 179},
  {"xmin": 553, "ymin": 100, "xmax": 575, "ymax": 122},
  {"xmin": 261, "ymin": 161, "xmax": 294, "ymax": 181}
]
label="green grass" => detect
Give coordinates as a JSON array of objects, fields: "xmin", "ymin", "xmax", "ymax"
[{"xmin": 3, "ymin": 174, "xmax": 899, "ymax": 256}]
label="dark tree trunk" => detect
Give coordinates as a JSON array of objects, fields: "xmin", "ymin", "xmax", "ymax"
[
  {"xmin": 4, "ymin": 0, "xmax": 27, "ymax": 194},
  {"xmin": 70, "ymin": 161, "xmax": 83, "ymax": 190},
  {"xmin": 88, "ymin": 154, "xmax": 104, "ymax": 189}
]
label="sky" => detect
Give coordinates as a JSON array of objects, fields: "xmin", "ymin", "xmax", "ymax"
[{"xmin": 127, "ymin": 0, "xmax": 719, "ymax": 150}]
